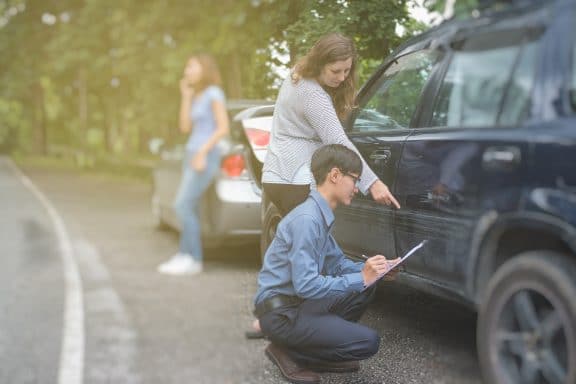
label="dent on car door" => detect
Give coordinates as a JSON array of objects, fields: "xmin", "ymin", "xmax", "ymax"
[
  {"xmin": 332, "ymin": 49, "xmax": 440, "ymax": 261},
  {"xmin": 396, "ymin": 27, "xmax": 543, "ymax": 289}
]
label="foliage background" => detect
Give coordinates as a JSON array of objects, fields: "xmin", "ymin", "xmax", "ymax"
[{"xmin": 0, "ymin": 0, "xmax": 448, "ymax": 161}]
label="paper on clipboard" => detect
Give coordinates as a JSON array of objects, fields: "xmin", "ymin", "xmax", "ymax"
[
  {"xmin": 396, "ymin": 240, "xmax": 427, "ymax": 265},
  {"xmin": 364, "ymin": 240, "xmax": 427, "ymax": 289}
]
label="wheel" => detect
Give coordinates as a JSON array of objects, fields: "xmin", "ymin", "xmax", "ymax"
[
  {"xmin": 260, "ymin": 198, "xmax": 282, "ymax": 262},
  {"xmin": 477, "ymin": 251, "xmax": 576, "ymax": 384},
  {"xmin": 151, "ymin": 193, "xmax": 169, "ymax": 230}
]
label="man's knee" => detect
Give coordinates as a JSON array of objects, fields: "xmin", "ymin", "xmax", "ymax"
[
  {"xmin": 340, "ymin": 327, "xmax": 380, "ymax": 360},
  {"xmin": 359, "ymin": 328, "xmax": 380, "ymax": 358}
]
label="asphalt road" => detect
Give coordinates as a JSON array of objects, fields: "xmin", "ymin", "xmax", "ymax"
[{"xmin": 0, "ymin": 156, "xmax": 483, "ymax": 384}]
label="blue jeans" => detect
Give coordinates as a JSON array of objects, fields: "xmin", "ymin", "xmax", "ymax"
[{"xmin": 173, "ymin": 149, "xmax": 220, "ymax": 262}]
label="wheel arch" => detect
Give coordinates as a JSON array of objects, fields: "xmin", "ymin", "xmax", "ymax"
[
  {"xmin": 468, "ymin": 211, "xmax": 576, "ymax": 306},
  {"xmin": 259, "ymin": 192, "xmax": 282, "ymax": 261}
]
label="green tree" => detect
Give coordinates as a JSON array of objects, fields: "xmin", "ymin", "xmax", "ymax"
[{"xmin": 0, "ymin": 0, "xmax": 426, "ymax": 158}]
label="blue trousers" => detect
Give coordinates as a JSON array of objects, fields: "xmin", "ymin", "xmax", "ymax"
[
  {"xmin": 259, "ymin": 287, "xmax": 379, "ymax": 364},
  {"xmin": 173, "ymin": 150, "xmax": 220, "ymax": 262}
]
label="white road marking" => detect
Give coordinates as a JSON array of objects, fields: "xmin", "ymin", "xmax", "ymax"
[
  {"xmin": 74, "ymin": 239, "xmax": 140, "ymax": 383},
  {"xmin": 7, "ymin": 159, "xmax": 84, "ymax": 384}
]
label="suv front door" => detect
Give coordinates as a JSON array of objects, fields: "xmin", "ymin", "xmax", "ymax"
[{"xmin": 332, "ymin": 49, "xmax": 440, "ymax": 261}]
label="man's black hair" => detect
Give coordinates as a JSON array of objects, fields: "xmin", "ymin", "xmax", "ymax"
[{"xmin": 311, "ymin": 144, "xmax": 362, "ymax": 186}]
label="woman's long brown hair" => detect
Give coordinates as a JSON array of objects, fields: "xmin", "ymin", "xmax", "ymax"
[
  {"xmin": 292, "ymin": 33, "xmax": 357, "ymax": 121},
  {"xmin": 192, "ymin": 53, "xmax": 222, "ymax": 92}
]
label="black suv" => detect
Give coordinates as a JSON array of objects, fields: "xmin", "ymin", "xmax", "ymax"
[{"xmin": 249, "ymin": 1, "xmax": 576, "ymax": 383}]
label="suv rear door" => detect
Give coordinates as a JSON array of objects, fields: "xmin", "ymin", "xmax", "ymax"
[{"xmin": 332, "ymin": 48, "xmax": 441, "ymax": 260}]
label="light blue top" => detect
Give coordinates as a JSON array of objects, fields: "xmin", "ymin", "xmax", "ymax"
[
  {"xmin": 185, "ymin": 85, "xmax": 226, "ymax": 153},
  {"xmin": 254, "ymin": 190, "xmax": 365, "ymax": 305}
]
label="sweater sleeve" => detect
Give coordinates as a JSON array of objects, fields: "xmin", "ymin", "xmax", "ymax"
[{"xmin": 301, "ymin": 83, "xmax": 378, "ymax": 194}]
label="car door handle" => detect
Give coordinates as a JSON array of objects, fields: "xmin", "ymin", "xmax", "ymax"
[
  {"xmin": 369, "ymin": 149, "xmax": 392, "ymax": 164},
  {"xmin": 482, "ymin": 146, "xmax": 520, "ymax": 170}
]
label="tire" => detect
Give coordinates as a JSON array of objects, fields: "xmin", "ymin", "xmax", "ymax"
[
  {"xmin": 477, "ymin": 251, "xmax": 576, "ymax": 384},
  {"xmin": 259, "ymin": 198, "xmax": 282, "ymax": 262}
]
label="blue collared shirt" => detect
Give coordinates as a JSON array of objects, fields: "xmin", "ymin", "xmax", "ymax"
[{"xmin": 254, "ymin": 191, "xmax": 365, "ymax": 305}]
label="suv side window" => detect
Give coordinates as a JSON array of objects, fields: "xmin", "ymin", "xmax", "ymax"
[
  {"xmin": 351, "ymin": 50, "xmax": 438, "ymax": 132},
  {"xmin": 431, "ymin": 30, "xmax": 541, "ymax": 128}
]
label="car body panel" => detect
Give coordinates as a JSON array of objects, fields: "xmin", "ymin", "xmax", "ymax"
[
  {"xmin": 396, "ymin": 130, "xmax": 528, "ymax": 292},
  {"xmin": 333, "ymin": 133, "xmax": 407, "ymax": 261}
]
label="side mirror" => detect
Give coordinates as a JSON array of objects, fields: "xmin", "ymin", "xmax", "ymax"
[{"xmin": 148, "ymin": 137, "xmax": 165, "ymax": 156}]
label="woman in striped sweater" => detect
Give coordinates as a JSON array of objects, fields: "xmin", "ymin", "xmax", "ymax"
[{"xmin": 262, "ymin": 32, "xmax": 400, "ymax": 215}]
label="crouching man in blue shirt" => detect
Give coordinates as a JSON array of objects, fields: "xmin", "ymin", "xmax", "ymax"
[{"xmin": 254, "ymin": 144, "xmax": 400, "ymax": 384}]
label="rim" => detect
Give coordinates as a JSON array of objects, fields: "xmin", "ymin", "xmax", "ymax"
[{"xmin": 492, "ymin": 287, "xmax": 569, "ymax": 384}]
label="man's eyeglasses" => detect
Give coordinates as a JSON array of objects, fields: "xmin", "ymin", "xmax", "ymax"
[{"xmin": 340, "ymin": 170, "xmax": 361, "ymax": 187}]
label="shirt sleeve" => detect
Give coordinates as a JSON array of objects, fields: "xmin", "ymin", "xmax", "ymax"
[
  {"xmin": 206, "ymin": 86, "xmax": 226, "ymax": 104},
  {"xmin": 322, "ymin": 235, "xmax": 364, "ymax": 275},
  {"xmin": 301, "ymin": 84, "xmax": 378, "ymax": 194},
  {"xmin": 286, "ymin": 215, "xmax": 364, "ymax": 299}
]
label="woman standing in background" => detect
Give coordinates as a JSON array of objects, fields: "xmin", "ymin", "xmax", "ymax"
[{"xmin": 158, "ymin": 53, "xmax": 229, "ymax": 275}]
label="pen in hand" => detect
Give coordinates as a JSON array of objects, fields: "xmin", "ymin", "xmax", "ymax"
[{"xmin": 362, "ymin": 254, "xmax": 400, "ymax": 274}]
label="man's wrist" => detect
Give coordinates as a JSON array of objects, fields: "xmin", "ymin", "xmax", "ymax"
[{"xmin": 347, "ymin": 272, "xmax": 366, "ymax": 292}]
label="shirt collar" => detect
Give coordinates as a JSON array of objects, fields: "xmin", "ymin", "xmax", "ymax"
[{"xmin": 309, "ymin": 190, "xmax": 334, "ymax": 228}]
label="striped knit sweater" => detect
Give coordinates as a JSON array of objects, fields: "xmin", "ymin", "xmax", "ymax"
[{"xmin": 262, "ymin": 76, "xmax": 378, "ymax": 194}]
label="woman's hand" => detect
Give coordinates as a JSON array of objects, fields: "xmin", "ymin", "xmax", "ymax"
[
  {"xmin": 191, "ymin": 151, "xmax": 207, "ymax": 172},
  {"xmin": 179, "ymin": 78, "xmax": 194, "ymax": 99},
  {"xmin": 369, "ymin": 180, "xmax": 400, "ymax": 209}
]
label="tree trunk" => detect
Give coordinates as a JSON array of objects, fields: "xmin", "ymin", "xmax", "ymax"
[{"xmin": 225, "ymin": 52, "xmax": 242, "ymax": 99}]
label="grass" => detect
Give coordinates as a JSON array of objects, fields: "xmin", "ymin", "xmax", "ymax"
[{"xmin": 11, "ymin": 153, "xmax": 155, "ymax": 182}]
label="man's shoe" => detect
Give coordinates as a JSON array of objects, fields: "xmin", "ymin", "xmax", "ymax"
[
  {"xmin": 265, "ymin": 343, "xmax": 320, "ymax": 384},
  {"xmin": 304, "ymin": 359, "xmax": 360, "ymax": 373}
]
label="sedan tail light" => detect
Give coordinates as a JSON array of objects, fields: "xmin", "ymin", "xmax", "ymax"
[
  {"xmin": 244, "ymin": 128, "xmax": 270, "ymax": 149},
  {"xmin": 221, "ymin": 153, "xmax": 245, "ymax": 177}
]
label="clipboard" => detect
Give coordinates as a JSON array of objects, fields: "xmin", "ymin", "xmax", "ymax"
[{"xmin": 364, "ymin": 240, "xmax": 427, "ymax": 289}]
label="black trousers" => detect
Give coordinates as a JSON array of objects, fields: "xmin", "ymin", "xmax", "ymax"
[
  {"xmin": 262, "ymin": 183, "xmax": 310, "ymax": 216},
  {"xmin": 259, "ymin": 287, "xmax": 379, "ymax": 364}
]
